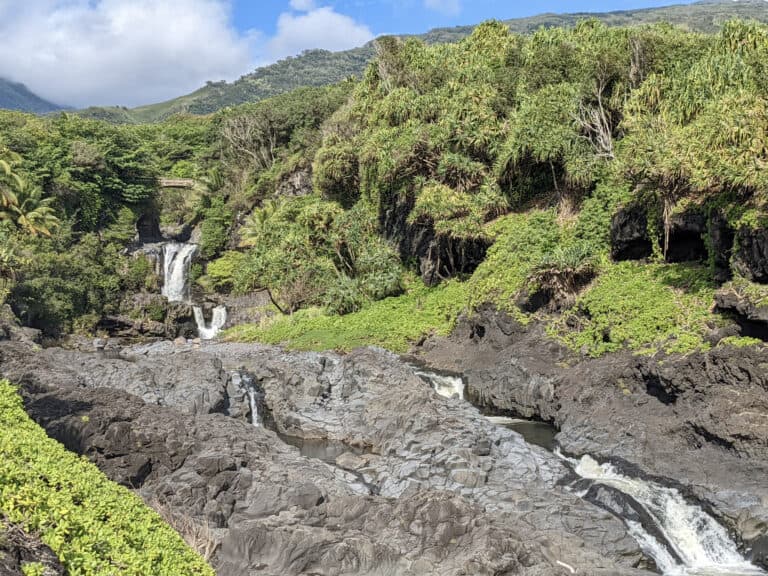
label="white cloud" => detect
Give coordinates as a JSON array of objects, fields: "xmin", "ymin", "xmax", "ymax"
[
  {"xmin": 0, "ymin": 0, "xmax": 253, "ymax": 108},
  {"xmin": 0, "ymin": 0, "xmax": 376, "ymax": 108},
  {"xmin": 267, "ymin": 6, "xmax": 374, "ymax": 61},
  {"xmin": 424, "ymin": 0, "xmax": 461, "ymax": 16},
  {"xmin": 289, "ymin": 0, "xmax": 317, "ymax": 11}
]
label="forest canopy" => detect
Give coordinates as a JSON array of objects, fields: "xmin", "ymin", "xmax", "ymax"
[{"xmin": 1, "ymin": 18, "xmax": 767, "ymax": 354}]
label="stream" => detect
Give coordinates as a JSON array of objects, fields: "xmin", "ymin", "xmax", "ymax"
[{"xmin": 413, "ymin": 366, "xmax": 765, "ymax": 576}]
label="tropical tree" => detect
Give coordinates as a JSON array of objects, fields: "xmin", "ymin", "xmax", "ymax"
[
  {"xmin": 239, "ymin": 198, "xmax": 279, "ymax": 247},
  {"xmin": 0, "ymin": 225, "xmax": 19, "ymax": 305},
  {"xmin": 1, "ymin": 177, "xmax": 60, "ymax": 237},
  {"xmin": 0, "ymin": 150, "xmax": 22, "ymax": 208}
]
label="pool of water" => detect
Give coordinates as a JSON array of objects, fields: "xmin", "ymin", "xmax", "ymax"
[
  {"xmin": 485, "ymin": 415, "xmax": 558, "ymax": 451},
  {"xmin": 276, "ymin": 433, "xmax": 357, "ymax": 464}
]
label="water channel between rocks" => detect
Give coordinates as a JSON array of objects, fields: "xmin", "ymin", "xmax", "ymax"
[{"xmin": 411, "ymin": 365, "xmax": 765, "ymax": 576}]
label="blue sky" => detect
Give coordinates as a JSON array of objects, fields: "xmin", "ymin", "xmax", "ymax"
[
  {"xmin": 232, "ymin": 0, "xmax": 699, "ymax": 38},
  {"xmin": 0, "ymin": 0, "xmax": 707, "ymax": 107}
]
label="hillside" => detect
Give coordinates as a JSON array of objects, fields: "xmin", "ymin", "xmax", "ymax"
[
  {"xmin": 77, "ymin": 0, "xmax": 768, "ymax": 124},
  {"xmin": 0, "ymin": 79, "xmax": 63, "ymax": 114},
  {"xmin": 2, "ymin": 9, "xmax": 768, "ymax": 575}
]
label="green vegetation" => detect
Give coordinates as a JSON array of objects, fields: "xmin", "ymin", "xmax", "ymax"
[
  {"xmin": 225, "ymin": 17, "xmax": 768, "ymax": 355},
  {"xmin": 553, "ymin": 262, "xmax": 717, "ymax": 356},
  {"xmin": 226, "ymin": 277, "xmax": 466, "ymax": 352},
  {"xmin": 0, "ymin": 379, "xmax": 213, "ymax": 575},
  {"xmin": 72, "ymin": 2, "xmax": 768, "ymax": 124},
  {"xmin": 3, "ymin": 12, "xmax": 768, "ymax": 357},
  {"xmin": 466, "ymin": 210, "xmax": 562, "ymax": 316},
  {"xmin": 5, "ymin": 9, "xmax": 768, "ymax": 576}
]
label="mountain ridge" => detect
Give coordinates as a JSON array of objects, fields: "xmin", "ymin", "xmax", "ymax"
[
  {"xmin": 0, "ymin": 78, "xmax": 64, "ymax": 114},
  {"xmin": 32, "ymin": 0, "xmax": 768, "ymax": 122}
]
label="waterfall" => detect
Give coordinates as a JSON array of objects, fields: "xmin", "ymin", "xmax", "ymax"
[
  {"xmin": 231, "ymin": 371, "xmax": 261, "ymax": 427},
  {"xmin": 246, "ymin": 383, "xmax": 259, "ymax": 427},
  {"xmin": 560, "ymin": 453, "xmax": 765, "ymax": 576},
  {"xmin": 412, "ymin": 363, "xmax": 764, "ymax": 576},
  {"xmin": 413, "ymin": 368, "xmax": 465, "ymax": 399},
  {"xmin": 161, "ymin": 243, "xmax": 197, "ymax": 303},
  {"xmin": 193, "ymin": 305, "xmax": 227, "ymax": 340},
  {"xmin": 161, "ymin": 242, "xmax": 228, "ymax": 340}
]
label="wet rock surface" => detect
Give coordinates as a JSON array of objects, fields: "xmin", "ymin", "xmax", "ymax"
[
  {"xmin": 416, "ymin": 307, "xmax": 768, "ymax": 567},
  {"xmin": 0, "ymin": 340, "xmax": 651, "ymax": 576}
]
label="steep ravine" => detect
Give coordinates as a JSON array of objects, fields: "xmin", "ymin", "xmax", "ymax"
[
  {"xmin": 412, "ymin": 307, "xmax": 768, "ymax": 571},
  {"xmin": 1, "ymin": 334, "xmax": 766, "ymax": 575},
  {"xmin": 1, "ymin": 339, "xmax": 654, "ymax": 575}
]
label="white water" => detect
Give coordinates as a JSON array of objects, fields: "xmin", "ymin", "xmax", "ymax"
[
  {"xmin": 410, "ymin": 365, "xmax": 763, "ymax": 576},
  {"xmin": 162, "ymin": 243, "xmax": 198, "ymax": 302},
  {"xmin": 413, "ymin": 368, "xmax": 464, "ymax": 399},
  {"xmin": 193, "ymin": 305, "xmax": 227, "ymax": 340},
  {"xmin": 562, "ymin": 453, "xmax": 764, "ymax": 576},
  {"xmin": 486, "ymin": 415, "xmax": 521, "ymax": 426},
  {"xmin": 231, "ymin": 371, "xmax": 260, "ymax": 427},
  {"xmin": 246, "ymin": 384, "xmax": 259, "ymax": 427}
]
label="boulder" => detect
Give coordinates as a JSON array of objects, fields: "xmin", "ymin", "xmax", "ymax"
[
  {"xmin": 733, "ymin": 225, "xmax": 768, "ymax": 283},
  {"xmin": 0, "ymin": 304, "xmax": 41, "ymax": 345},
  {"xmin": 610, "ymin": 204, "xmax": 652, "ymax": 261},
  {"xmin": 715, "ymin": 288, "xmax": 768, "ymax": 341}
]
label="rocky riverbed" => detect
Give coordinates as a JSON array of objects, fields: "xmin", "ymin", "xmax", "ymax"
[
  {"xmin": 414, "ymin": 307, "xmax": 768, "ymax": 569},
  {"xmin": 0, "ymin": 309, "xmax": 766, "ymax": 575}
]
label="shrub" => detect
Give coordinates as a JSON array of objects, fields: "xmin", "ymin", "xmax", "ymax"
[
  {"xmin": 553, "ymin": 261, "xmax": 716, "ymax": 356},
  {"xmin": 226, "ymin": 277, "xmax": 467, "ymax": 352},
  {"xmin": 205, "ymin": 251, "xmax": 248, "ymax": 293},
  {"xmin": 199, "ymin": 197, "xmax": 232, "ymax": 260},
  {"xmin": 468, "ymin": 209, "xmax": 561, "ymax": 314},
  {"xmin": 0, "ymin": 379, "xmax": 214, "ymax": 576}
]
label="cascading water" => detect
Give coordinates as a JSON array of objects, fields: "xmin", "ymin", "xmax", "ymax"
[
  {"xmin": 231, "ymin": 371, "xmax": 261, "ymax": 427},
  {"xmin": 160, "ymin": 242, "xmax": 228, "ymax": 340},
  {"xmin": 558, "ymin": 453, "xmax": 765, "ymax": 576},
  {"xmin": 193, "ymin": 305, "xmax": 227, "ymax": 340},
  {"xmin": 411, "ymin": 365, "xmax": 764, "ymax": 576},
  {"xmin": 413, "ymin": 368, "xmax": 465, "ymax": 399},
  {"xmin": 161, "ymin": 242, "xmax": 198, "ymax": 303}
]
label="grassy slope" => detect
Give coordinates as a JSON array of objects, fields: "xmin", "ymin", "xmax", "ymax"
[
  {"xmin": 78, "ymin": 0, "xmax": 768, "ymax": 124},
  {"xmin": 226, "ymin": 209, "xmax": 757, "ymax": 356},
  {"xmin": 226, "ymin": 278, "xmax": 467, "ymax": 353},
  {"xmin": 0, "ymin": 379, "xmax": 214, "ymax": 576}
]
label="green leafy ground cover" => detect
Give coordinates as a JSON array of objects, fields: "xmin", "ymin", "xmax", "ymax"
[
  {"xmin": 225, "ymin": 277, "xmax": 467, "ymax": 352},
  {"xmin": 553, "ymin": 262, "xmax": 718, "ymax": 356},
  {"xmin": 226, "ymin": 209, "xmax": 725, "ymax": 357},
  {"xmin": 0, "ymin": 379, "xmax": 214, "ymax": 576}
]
